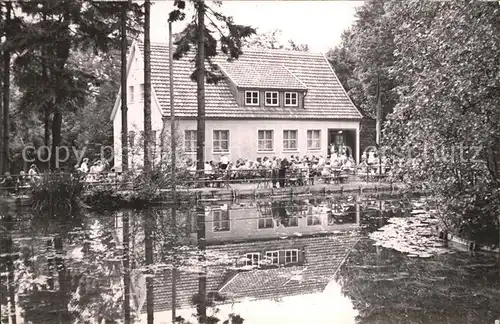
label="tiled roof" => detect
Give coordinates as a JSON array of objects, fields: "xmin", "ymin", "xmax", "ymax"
[
  {"xmin": 137, "ymin": 42, "xmax": 362, "ymax": 120},
  {"xmin": 148, "ymin": 232, "xmax": 360, "ymax": 312},
  {"xmin": 217, "ymin": 61, "xmax": 307, "ymax": 90}
]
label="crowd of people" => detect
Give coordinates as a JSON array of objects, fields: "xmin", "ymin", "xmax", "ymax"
[
  {"xmin": 0, "ymin": 149, "xmax": 393, "ymax": 194},
  {"xmin": 0, "ymin": 158, "xmax": 117, "ymax": 195},
  {"xmin": 181, "ymin": 151, "xmax": 361, "ymax": 188}
]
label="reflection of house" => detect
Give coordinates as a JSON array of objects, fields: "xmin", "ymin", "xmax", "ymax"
[
  {"xmin": 149, "ymin": 200, "xmax": 361, "ymax": 312},
  {"xmin": 151, "ymin": 232, "xmax": 360, "ymax": 312},
  {"xmin": 205, "ymin": 200, "xmax": 360, "ymax": 243},
  {"xmin": 110, "ymin": 41, "xmax": 363, "ymax": 170}
]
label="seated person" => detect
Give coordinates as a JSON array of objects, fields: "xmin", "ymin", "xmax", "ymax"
[
  {"xmin": 28, "ymin": 164, "xmax": 41, "ymax": 183},
  {"xmin": 1, "ymin": 172, "xmax": 16, "ymax": 194},
  {"xmin": 220, "ymin": 155, "xmax": 230, "ymax": 170},
  {"xmin": 204, "ymin": 161, "xmax": 214, "ymax": 177},
  {"xmin": 318, "ymin": 155, "xmax": 326, "ymax": 167},
  {"xmin": 359, "ymin": 160, "xmax": 368, "ymax": 173},
  {"xmin": 342, "ymin": 158, "xmax": 353, "ymax": 172},
  {"xmin": 367, "ymin": 151, "xmax": 376, "ymax": 165},
  {"xmin": 18, "ymin": 171, "xmax": 29, "ymax": 187},
  {"xmin": 330, "ymin": 156, "xmax": 341, "ymax": 168},
  {"xmin": 321, "ymin": 163, "xmax": 331, "ymax": 177}
]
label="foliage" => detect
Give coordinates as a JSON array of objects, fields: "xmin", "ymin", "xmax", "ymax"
[
  {"xmin": 378, "ymin": 0, "xmax": 500, "ymax": 246},
  {"xmin": 169, "ymin": 0, "xmax": 256, "ymax": 83},
  {"xmin": 327, "ymin": 0, "xmax": 397, "ymax": 120},
  {"xmin": 68, "ymin": 219, "xmax": 132, "ymax": 324},
  {"xmin": 243, "ymin": 29, "xmax": 309, "ymax": 52},
  {"xmin": 31, "ymin": 173, "xmax": 84, "ymax": 213},
  {"xmin": 83, "ymin": 186, "xmax": 131, "ymax": 210},
  {"xmin": 330, "ymin": 0, "xmax": 500, "ymax": 245},
  {"xmin": 1, "ymin": 1, "xmax": 143, "ymax": 172}
]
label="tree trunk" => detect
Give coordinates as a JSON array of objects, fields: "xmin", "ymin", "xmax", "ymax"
[
  {"xmin": 5, "ymin": 213, "xmax": 17, "ymax": 324},
  {"xmin": 42, "ymin": 13, "xmax": 51, "ymax": 148},
  {"xmin": 50, "ymin": 109, "xmax": 62, "ymax": 170},
  {"xmin": 143, "ymin": 0, "xmax": 152, "ymax": 174},
  {"xmin": 47, "ymin": 239, "xmax": 55, "ymax": 290},
  {"xmin": 50, "ymin": 29, "xmax": 70, "ymax": 171},
  {"xmin": 169, "ymin": 21, "xmax": 176, "ymax": 194},
  {"xmin": 121, "ymin": 3, "xmax": 129, "ymax": 173},
  {"xmin": 144, "ymin": 210, "xmax": 154, "ymax": 324},
  {"xmin": 2, "ymin": 3, "xmax": 12, "ymax": 174},
  {"xmin": 196, "ymin": 205, "xmax": 207, "ymax": 323},
  {"xmin": 53, "ymin": 236, "xmax": 69, "ymax": 324},
  {"xmin": 44, "ymin": 108, "xmax": 51, "ymax": 147},
  {"xmin": 196, "ymin": 0, "xmax": 206, "ymax": 177},
  {"xmin": 0, "ymin": 67, "xmax": 3, "ymax": 175},
  {"xmin": 122, "ymin": 211, "xmax": 131, "ymax": 324},
  {"xmin": 53, "ymin": 236, "xmax": 67, "ymax": 292}
]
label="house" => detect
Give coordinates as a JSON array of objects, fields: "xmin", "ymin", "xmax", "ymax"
[{"xmin": 110, "ymin": 41, "xmax": 363, "ymax": 170}]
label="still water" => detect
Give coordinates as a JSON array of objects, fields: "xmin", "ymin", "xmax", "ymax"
[{"xmin": 1, "ymin": 193, "xmax": 499, "ymax": 324}]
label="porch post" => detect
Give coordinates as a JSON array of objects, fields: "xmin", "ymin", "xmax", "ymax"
[{"xmin": 356, "ymin": 126, "xmax": 360, "ymax": 164}]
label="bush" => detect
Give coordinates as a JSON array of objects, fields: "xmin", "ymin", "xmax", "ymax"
[
  {"xmin": 131, "ymin": 169, "xmax": 172, "ymax": 203},
  {"xmin": 31, "ymin": 173, "xmax": 84, "ymax": 213},
  {"xmin": 83, "ymin": 186, "xmax": 130, "ymax": 210}
]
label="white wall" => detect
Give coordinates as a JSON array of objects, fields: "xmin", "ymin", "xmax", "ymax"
[
  {"xmin": 177, "ymin": 119, "xmax": 360, "ymax": 163},
  {"xmin": 113, "ymin": 45, "xmax": 164, "ymax": 171}
]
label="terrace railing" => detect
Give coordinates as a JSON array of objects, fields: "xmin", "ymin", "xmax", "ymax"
[{"xmin": 0, "ymin": 164, "xmax": 392, "ymax": 195}]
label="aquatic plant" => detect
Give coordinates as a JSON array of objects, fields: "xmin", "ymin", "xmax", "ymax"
[
  {"xmin": 31, "ymin": 173, "xmax": 84, "ymax": 213},
  {"xmin": 83, "ymin": 186, "xmax": 130, "ymax": 210}
]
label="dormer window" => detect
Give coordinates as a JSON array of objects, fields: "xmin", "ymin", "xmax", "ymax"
[
  {"xmin": 285, "ymin": 92, "xmax": 298, "ymax": 107},
  {"xmin": 245, "ymin": 91, "xmax": 259, "ymax": 106},
  {"xmin": 265, "ymin": 91, "xmax": 279, "ymax": 106}
]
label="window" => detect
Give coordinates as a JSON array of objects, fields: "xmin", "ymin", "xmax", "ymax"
[
  {"xmin": 128, "ymin": 86, "xmax": 134, "ymax": 103},
  {"xmin": 307, "ymin": 130, "xmax": 321, "ymax": 150},
  {"xmin": 307, "ymin": 215, "xmax": 322, "ymax": 226},
  {"xmin": 245, "ymin": 253, "xmax": 260, "ymax": 267},
  {"xmin": 282, "ymin": 216, "xmax": 298, "ymax": 227},
  {"xmin": 258, "ymin": 217, "xmax": 273, "ymax": 229},
  {"xmin": 284, "ymin": 92, "xmax": 298, "ymax": 106},
  {"xmin": 213, "ymin": 130, "xmax": 229, "ymax": 153},
  {"xmin": 283, "ymin": 130, "xmax": 298, "ymax": 151},
  {"xmin": 265, "ymin": 91, "xmax": 279, "ymax": 106},
  {"xmin": 245, "ymin": 91, "xmax": 259, "ymax": 106},
  {"xmin": 258, "ymin": 204, "xmax": 274, "ymax": 229},
  {"xmin": 213, "ymin": 209, "xmax": 230, "ymax": 232},
  {"xmin": 265, "ymin": 251, "xmax": 279, "ymax": 265},
  {"xmin": 258, "ymin": 130, "xmax": 274, "ymax": 152},
  {"xmin": 185, "ymin": 130, "xmax": 197, "ymax": 153},
  {"xmin": 284, "ymin": 250, "xmax": 299, "ymax": 264},
  {"xmin": 138, "ymin": 84, "xmax": 145, "ymax": 102}
]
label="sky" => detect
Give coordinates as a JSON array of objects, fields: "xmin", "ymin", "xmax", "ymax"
[{"xmin": 150, "ymin": 1, "xmax": 364, "ymax": 53}]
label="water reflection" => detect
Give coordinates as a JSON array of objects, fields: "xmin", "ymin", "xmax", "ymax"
[{"xmin": 1, "ymin": 193, "xmax": 500, "ymax": 324}]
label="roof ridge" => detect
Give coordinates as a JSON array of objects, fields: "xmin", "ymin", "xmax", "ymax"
[
  {"xmin": 216, "ymin": 63, "xmax": 240, "ymax": 88},
  {"xmin": 241, "ymin": 46, "xmax": 322, "ymax": 56},
  {"xmin": 321, "ymin": 52, "xmax": 363, "ymax": 119}
]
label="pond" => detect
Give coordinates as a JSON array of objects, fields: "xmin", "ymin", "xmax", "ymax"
[{"xmin": 1, "ymin": 192, "xmax": 499, "ymax": 324}]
